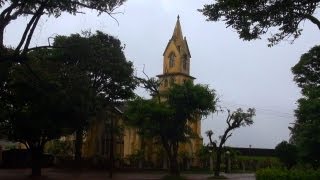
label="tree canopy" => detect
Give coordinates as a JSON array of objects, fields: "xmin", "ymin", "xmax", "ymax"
[
  {"xmin": 200, "ymin": 0, "xmax": 320, "ymax": 46},
  {"xmin": 125, "ymin": 80, "xmax": 217, "ymax": 175},
  {"xmin": 0, "ymin": 31, "xmax": 137, "ymax": 175},
  {"xmin": 0, "ymin": 0, "xmax": 126, "ymax": 61},
  {"xmin": 291, "ymin": 45, "xmax": 320, "ymax": 169},
  {"xmin": 0, "ymin": 52, "xmax": 81, "ymax": 175}
]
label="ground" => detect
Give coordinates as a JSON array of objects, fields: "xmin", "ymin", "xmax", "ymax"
[{"xmin": 0, "ymin": 168, "xmax": 255, "ymax": 180}]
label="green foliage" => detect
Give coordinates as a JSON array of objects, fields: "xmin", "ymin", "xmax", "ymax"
[
  {"xmin": 0, "ymin": 56, "xmax": 78, "ymax": 148},
  {"xmin": 50, "ymin": 31, "xmax": 136, "ymax": 160},
  {"xmin": 291, "ymin": 45, "xmax": 320, "ymax": 169},
  {"xmin": 52, "ymin": 31, "xmax": 137, "ymax": 105},
  {"xmin": 125, "ymin": 80, "xmax": 217, "ymax": 175},
  {"xmin": 292, "ymin": 46, "xmax": 320, "ymax": 98},
  {"xmin": 196, "ymin": 145, "xmax": 212, "ymax": 164},
  {"xmin": 200, "ymin": 1, "xmax": 320, "ymax": 46},
  {"xmin": 206, "ymin": 108, "xmax": 255, "ymax": 176},
  {"xmin": 256, "ymin": 168, "xmax": 320, "ymax": 180},
  {"xmin": 0, "ymin": 0, "xmax": 127, "ymax": 58},
  {"xmin": 0, "ymin": 31, "xmax": 136, "ymax": 175},
  {"xmin": 275, "ymin": 141, "xmax": 298, "ymax": 169},
  {"xmin": 125, "ymin": 81, "xmax": 216, "ymax": 144},
  {"xmin": 45, "ymin": 139, "xmax": 73, "ymax": 157}
]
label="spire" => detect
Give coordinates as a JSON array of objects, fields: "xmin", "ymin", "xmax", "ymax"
[{"xmin": 172, "ymin": 15, "xmax": 183, "ymax": 41}]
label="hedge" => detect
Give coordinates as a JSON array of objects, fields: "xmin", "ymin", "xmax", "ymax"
[{"xmin": 256, "ymin": 168, "xmax": 320, "ymax": 180}]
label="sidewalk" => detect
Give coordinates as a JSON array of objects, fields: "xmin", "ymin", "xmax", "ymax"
[{"xmin": 0, "ymin": 168, "xmax": 255, "ymax": 180}]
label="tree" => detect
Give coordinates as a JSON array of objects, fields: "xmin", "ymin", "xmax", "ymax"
[
  {"xmin": 207, "ymin": 108, "xmax": 255, "ymax": 177},
  {"xmin": 125, "ymin": 80, "xmax": 217, "ymax": 176},
  {"xmin": 0, "ymin": 54, "xmax": 83, "ymax": 176},
  {"xmin": 0, "ymin": 31, "xmax": 136, "ymax": 176},
  {"xmin": 275, "ymin": 141, "xmax": 298, "ymax": 169},
  {"xmin": 205, "ymin": 130, "xmax": 216, "ymax": 172},
  {"xmin": 291, "ymin": 45, "xmax": 320, "ymax": 169},
  {"xmin": 200, "ymin": 0, "xmax": 320, "ymax": 46},
  {"xmin": 49, "ymin": 31, "xmax": 137, "ymax": 161},
  {"xmin": 0, "ymin": 0, "xmax": 126, "ymax": 62}
]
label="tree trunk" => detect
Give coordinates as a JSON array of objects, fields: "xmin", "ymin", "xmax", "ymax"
[
  {"xmin": 214, "ymin": 148, "xmax": 222, "ymax": 177},
  {"xmin": 75, "ymin": 128, "xmax": 83, "ymax": 161},
  {"xmin": 0, "ymin": 26, "xmax": 4, "ymax": 48},
  {"xmin": 30, "ymin": 146, "xmax": 43, "ymax": 177},
  {"xmin": 168, "ymin": 143, "xmax": 180, "ymax": 176},
  {"xmin": 209, "ymin": 155, "xmax": 214, "ymax": 171},
  {"xmin": 169, "ymin": 156, "xmax": 179, "ymax": 176}
]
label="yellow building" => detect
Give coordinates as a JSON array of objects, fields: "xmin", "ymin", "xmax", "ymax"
[
  {"xmin": 83, "ymin": 16, "xmax": 202, "ymax": 168},
  {"xmin": 158, "ymin": 15, "xmax": 202, "ymax": 166}
]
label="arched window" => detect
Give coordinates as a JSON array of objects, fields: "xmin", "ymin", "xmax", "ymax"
[
  {"xmin": 169, "ymin": 53, "xmax": 175, "ymax": 68},
  {"xmin": 183, "ymin": 55, "xmax": 188, "ymax": 70}
]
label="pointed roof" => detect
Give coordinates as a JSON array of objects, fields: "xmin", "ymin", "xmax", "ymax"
[
  {"xmin": 172, "ymin": 15, "xmax": 183, "ymax": 41},
  {"xmin": 163, "ymin": 16, "xmax": 191, "ymax": 57}
]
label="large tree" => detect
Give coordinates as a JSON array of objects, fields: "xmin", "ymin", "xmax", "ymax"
[
  {"xmin": 206, "ymin": 108, "xmax": 255, "ymax": 177},
  {"xmin": 0, "ymin": 0, "xmax": 126, "ymax": 62},
  {"xmin": 49, "ymin": 31, "xmax": 137, "ymax": 161},
  {"xmin": 0, "ymin": 52, "xmax": 84, "ymax": 176},
  {"xmin": 291, "ymin": 45, "xmax": 320, "ymax": 169},
  {"xmin": 125, "ymin": 80, "xmax": 217, "ymax": 176},
  {"xmin": 200, "ymin": 0, "xmax": 320, "ymax": 46},
  {"xmin": 0, "ymin": 31, "xmax": 136, "ymax": 176}
]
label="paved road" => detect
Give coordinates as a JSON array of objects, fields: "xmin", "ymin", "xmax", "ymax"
[{"xmin": 0, "ymin": 168, "xmax": 255, "ymax": 180}]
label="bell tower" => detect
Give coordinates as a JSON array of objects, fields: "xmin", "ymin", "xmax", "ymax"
[{"xmin": 157, "ymin": 16, "xmax": 195, "ymax": 92}]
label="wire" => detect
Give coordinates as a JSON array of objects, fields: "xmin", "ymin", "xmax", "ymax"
[{"xmin": 219, "ymin": 100, "xmax": 295, "ymax": 119}]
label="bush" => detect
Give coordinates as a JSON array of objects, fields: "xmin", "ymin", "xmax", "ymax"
[
  {"xmin": 275, "ymin": 141, "xmax": 297, "ymax": 169},
  {"xmin": 256, "ymin": 168, "xmax": 320, "ymax": 180}
]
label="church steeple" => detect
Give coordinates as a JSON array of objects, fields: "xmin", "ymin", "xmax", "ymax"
[
  {"xmin": 172, "ymin": 15, "xmax": 184, "ymax": 42},
  {"xmin": 158, "ymin": 16, "xmax": 195, "ymax": 92}
]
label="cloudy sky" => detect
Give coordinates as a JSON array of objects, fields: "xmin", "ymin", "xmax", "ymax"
[{"xmin": 5, "ymin": 0, "xmax": 320, "ymax": 148}]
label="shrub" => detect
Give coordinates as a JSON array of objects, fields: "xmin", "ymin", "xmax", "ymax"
[
  {"xmin": 256, "ymin": 168, "xmax": 320, "ymax": 180},
  {"xmin": 275, "ymin": 141, "xmax": 298, "ymax": 169}
]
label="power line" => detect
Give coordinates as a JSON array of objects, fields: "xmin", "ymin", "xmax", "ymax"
[{"xmin": 219, "ymin": 100, "xmax": 295, "ymax": 119}]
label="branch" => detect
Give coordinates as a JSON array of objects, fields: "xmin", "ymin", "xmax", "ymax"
[
  {"xmin": 26, "ymin": 45, "xmax": 64, "ymax": 52},
  {"xmin": 22, "ymin": 14, "xmax": 41, "ymax": 54},
  {"xmin": 225, "ymin": 133, "xmax": 232, "ymax": 142},
  {"xmin": 0, "ymin": 2, "xmax": 18, "ymax": 20},
  {"xmin": 226, "ymin": 109, "xmax": 231, "ymax": 127},
  {"xmin": 305, "ymin": 14, "xmax": 320, "ymax": 30},
  {"xmin": 70, "ymin": 1, "xmax": 121, "ymax": 25},
  {"xmin": 14, "ymin": 11, "xmax": 39, "ymax": 53}
]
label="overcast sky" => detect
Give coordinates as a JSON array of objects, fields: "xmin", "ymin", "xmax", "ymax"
[{"xmin": 5, "ymin": 0, "xmax": 320, "ymax": 148}]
